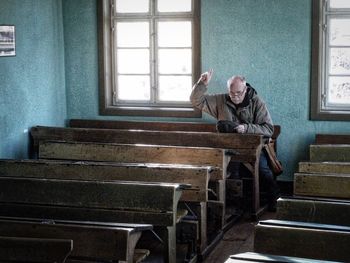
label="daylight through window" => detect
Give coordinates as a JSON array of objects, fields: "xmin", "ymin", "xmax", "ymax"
[{"xmin": 99, "ymin": 0, "xmax": 200, "ymax": 117}]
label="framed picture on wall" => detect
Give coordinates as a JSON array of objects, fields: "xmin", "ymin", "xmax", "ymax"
[{"xmin": 0, "ymin": 25, "xmax": 15, "ymax": 57}]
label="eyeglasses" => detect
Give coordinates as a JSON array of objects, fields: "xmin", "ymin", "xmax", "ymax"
[{"xmin": 229, "ymin": 86, "xmax": 246, "ymax": 97}]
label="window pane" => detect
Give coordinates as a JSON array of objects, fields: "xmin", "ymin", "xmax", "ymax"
[
  {"xmin": 158, "ymin": 21, "xmax": 192, "ymax": 47},
  {"xmin": 330, "ymin": 48, "xmax": 350, "ymax": 74},
  {"xmin": 328, "ymin": 76, "xmax": 350, "ymax": 104},
  {"xmin": 158, "ymin": 76, "xmax": 192, "ymax": 101},
  {"xmin": 158, "ymin": 49, "xmax": 192, "ymax": 74},
  {"xmin": 116, "ymin": 0, "xmax": 149, "ymax": 13},
  {"xmin": 330, "ymin": 0, "xmax": 350, "ymax": 9},
  {"xmin": 158, "ymin": 0, "xmax": 191, "ymax": 12},
  {"xmin": 116, "ymin": 22, "xmax": 149, "ymax": 47},
  {"xmin": 117, "ymin": 49, "xmax": 150, "ymax": 74},
  {"xmin": 329, "ymin": 19, "xmax": 350, "ymax": 46},
  {"xmin": 118, "ymin": 75, "xmax": 150, "ymax": 101}
]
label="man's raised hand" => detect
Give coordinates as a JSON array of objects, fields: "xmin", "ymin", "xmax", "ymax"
[{"xmin": 200, "ymin": 69, "xmax": 213, "ymax": 86}]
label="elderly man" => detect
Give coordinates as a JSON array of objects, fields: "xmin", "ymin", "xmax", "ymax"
[{"xmin": 190, "ymin": 69, "xmax": 279, "ymax": 211}]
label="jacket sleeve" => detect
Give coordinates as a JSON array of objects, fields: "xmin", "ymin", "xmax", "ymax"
[
  {"xmin": 245, "ymin": 98, "xmax": 274, "ymax": 138},
  {"xmin": 190, "ymin": 81, "xmax": 220, "ymax": 119}
]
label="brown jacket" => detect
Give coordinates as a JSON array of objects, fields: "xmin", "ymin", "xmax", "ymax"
[{"xmin": 190, "ymin": 81, "xmax": 274, "ymax": 138}]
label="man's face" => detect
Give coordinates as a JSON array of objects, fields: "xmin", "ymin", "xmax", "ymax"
[{"xmin": 228, "ymin": 80, "xmax": 246, "ymax": 104}]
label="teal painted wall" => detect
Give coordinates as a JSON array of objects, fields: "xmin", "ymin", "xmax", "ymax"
[
  {"xmin": 1, "ymin": 0, "xmax": 349, "ymax": 180},
  {"xmin": 63, "ymin": 0, "xmax": 350, "ymax": 181},
  {"xmin": 0, "ymin": 0, "xmax": 66, "ymax": 158},
  {"xmin": 62, "ymin": 0, "xmax": 99, "ymax": 119}
]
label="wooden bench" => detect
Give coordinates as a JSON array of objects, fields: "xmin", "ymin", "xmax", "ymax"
[
  {"xmin": 294, "ymin": 172, "xmax": 350, "ymax": 199},
  {"xmin": 277, "ymin": 197, "xmax": 350, "ymax": 226},
  {"xmin": 30, "ymin": 126, "xmax": 262, "ymax": 252},
  {"xmin": 0, "ymin": 176, "xmax": 184, "ymax": 263},
  {"xmin": 0, "ymin": 216, "xmax": 149, "ymax": 263},
  {"xmin": 0, "ymin": 236, "xmax": 72, "ymax": 263},
  {"xmin": 315, "ymin": 134, "xmax": 350, "ymax": 144},
  {"xmin": 37, "ymin": 142, "xmax": 222, "ymax": 255},
  {"xmin": 0, "ymin": 158, "xmax": 210, "ymax": 254},
  {"xmin": 69, "ymin": 119, "xmax": 218, "ymax": 132},
  {"xmin": 69, "ymin": 119, "xmax": 281, "ymax": 141},
  {"xmin": 224, "ymin": 252, "xmax": 338, "ymax": 263},
  {"xmin": 309, "ymin": 144, "xmax": 350, "ymax": 162},
  {"xmin": 30, "ymin": 125, "xmax": 264, "ymax": 220},
  {"xmin": 0, "ymin": 158, "xmax": 212, "ymax": 203},
  {"xmin": 68, "ymin": 120, "xmax": 281, "ymax": 202},
  {"xmin": 254, "ymin": 219, "xmax": 350, "ymax": 262},
  {"xmin": 299, "ymin": 161, "xmax": 350, "ymax": 174}
]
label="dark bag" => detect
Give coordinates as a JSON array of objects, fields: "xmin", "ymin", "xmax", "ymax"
[
  {"xmin": 216, "ymin": 120, "xmax": 239, "ymax": 133},
  {"xmin": 264, "ymin": 140, "xmax": 283, "ymax": 176}
]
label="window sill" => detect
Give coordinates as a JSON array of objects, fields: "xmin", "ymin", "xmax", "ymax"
[
  {"xmin": 310, "ymin": 109, "xmax": 350, "ymax": 121},
  {"xmin": 100, "ymin": 105, "xmax": 202, "ymax": 118}
]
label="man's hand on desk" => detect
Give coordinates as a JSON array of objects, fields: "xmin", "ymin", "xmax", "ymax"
[{"xmin": 235, "ymin": 124, "xmax": 247, "ymax": 133}]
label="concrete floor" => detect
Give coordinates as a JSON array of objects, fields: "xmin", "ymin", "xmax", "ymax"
[{"xmin": 202, "ymin": 211, "xmax": 276, "ymax": 263}]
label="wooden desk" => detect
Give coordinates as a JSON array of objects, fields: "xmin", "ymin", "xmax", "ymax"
[
  {"xmin": 31, "ymin": 126, "xmax": 264, "ymax": 219},
  {"xmin": 255, "ymin": 219, "xmax": 350, "ymax": 262},
  {"xmin": 0, "ymin": 217, "xmax": 150, "ymax": 263},
  {"xmin": 0, "ymin": 177, "xmax": 182, "ymax": 263}
]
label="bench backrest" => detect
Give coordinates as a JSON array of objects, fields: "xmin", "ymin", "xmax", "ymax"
[
  {"xmin": 277, "ymin": 197, "xmax": 350, "ymax": 226},
  {"xmin": 0, "ymin": 217, "xmax": 147, "ymax": 262},
  {"xmin": 70, "ymin": 119, "xmax": 217, "ymax": 132},
  {"xmin": 31, "ymin": 126, "xmax": 263, "ymax": 151},
  {"xmin": 0, "ymin": 177, "xmax": 182, "ymax": 226},
  {"xmin": 255, "ymin": 219, "xmax": 350, "ymax": 262},
  {"xmin": 69, "ymin": 119, "xmax": 281, "ymax": 141},
  {"xmin": 315, "ymin": 134, "xmax": 350, "ymax": 144},
  {"xmin": 226, "ymin": 252, "xmax": 335, "ymax": 263},
  {"xmin": 39, "ymin": 141, "xmax": 226, "ymax": 168},
  {"xmin": 0, "ymin": 159, "xmax": 211, "ymax": 202}
]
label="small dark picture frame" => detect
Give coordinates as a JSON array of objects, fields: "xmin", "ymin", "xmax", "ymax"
[{"xmin": 0, "ymin": 25, "xmax": 15, "ymax": 57}]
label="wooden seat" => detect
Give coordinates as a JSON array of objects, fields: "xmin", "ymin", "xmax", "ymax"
[
  {"xmin": 0, "ymin": 158, "xmax": 210, "ymax": 256},
  {"xmin": 0, "ymin": 216, "xmax": 149, "ymax": 263},
  {"xmin": 299, "ymin": 161, "xmax": 350, "ymax": 174},
  {"xmin": 294, "ymin": 172, "xmax": 350, "ymax": 199},
  {"xmin": 0, "ymin": 236, "xmax": 72, "ymax": 263},
  {"xmin": 30, "ymin": 125, "xmax": 264, "ymax": 220},
  {"xmin": 0, "ymin": 176, "xmax": 183, "ymax": 263},
  {"xmin": 254, "ymin": 219, "xmax": 350, "ymax": 262},
  {"xmin": 224, "ymin": 252, "xmax": 339, "ymax": 263},
  {"xmin": 0, "ymin": 158, "xmax": 212, "ymax": 202},
  {"xmin": 309, "ymin": 144, "xmax": 350, "ymax": 162},
  {"xmin": 30, "ymin": 124, "xmax": 266, "ymax": 257},
  {"xmin": 277, "ymin": 197, "xmax": 350, "ymax": 226},
  {"xmin": 315, "ymin": 134, "xmax": 350, "ymax": 144}
]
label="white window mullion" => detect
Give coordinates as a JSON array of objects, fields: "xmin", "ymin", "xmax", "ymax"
[{"xmin": 150, "ymin": 12, "xmax": 157, "ymax": 103}]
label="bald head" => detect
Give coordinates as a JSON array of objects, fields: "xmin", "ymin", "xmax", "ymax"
[
  {"xmin": 227, "ymin": 76, "xmax": 246, "ymax": 89},
  {"xmin": 227, "ymin": 75, "xmax": 247, "ymax": 104}
]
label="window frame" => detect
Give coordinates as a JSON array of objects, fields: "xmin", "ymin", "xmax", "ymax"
[
  {"xmin": 311, "ymin": 0, "xmax": 350, "ymax": 121},
  {"xmin": 98, "ymin": 0, "xmax": 202, "ymax": 117}
]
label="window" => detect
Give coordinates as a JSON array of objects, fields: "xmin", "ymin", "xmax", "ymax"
[
  {"xmin": 311, "ymin": 0, "xmax": 350, "ymax": 120},
  {"xmin": 98, "ymin": 0, "xmax": 201, "ymax": 117}
]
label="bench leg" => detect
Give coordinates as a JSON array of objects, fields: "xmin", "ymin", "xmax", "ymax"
[
  {"xmin": 124, "ymin": 232, "xmax": 142, "ymax": 263},
  {"xmin": 156, "ymin": 226, "xmax": 176, "ymax": 263}
]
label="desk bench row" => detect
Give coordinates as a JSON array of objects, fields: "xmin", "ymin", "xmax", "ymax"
[{"xmin": 0, "ymin": 119, "xmax": 276, "ymax": 262}]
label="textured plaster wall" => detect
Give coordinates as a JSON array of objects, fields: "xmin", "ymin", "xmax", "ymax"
[
  {"xmin": 62, "ymin": 0, "xmax": 99, "ymax": 119},
  {"xmin": 0, "ymin": 0, "xmax": 66, "ymax": 158}
]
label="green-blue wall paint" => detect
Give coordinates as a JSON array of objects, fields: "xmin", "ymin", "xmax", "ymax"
[
  {"xmin": 0, "ymin": 0, "xmax": 66, "ymax": 158},
  {"xmin": 0, "ymin": 0, "xmax": 349, "ymax": 181}
]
